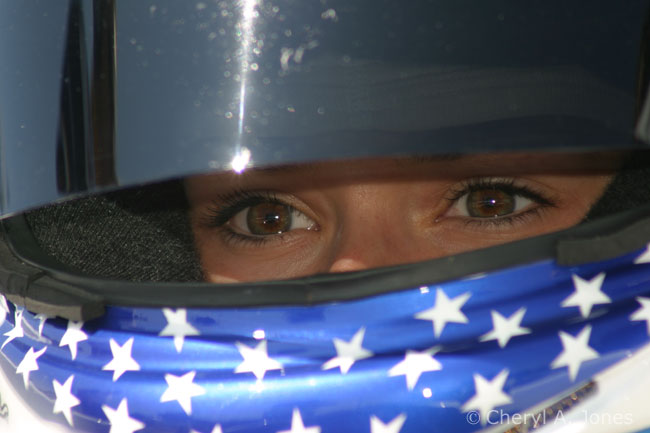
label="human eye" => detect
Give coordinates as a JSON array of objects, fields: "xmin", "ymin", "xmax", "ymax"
[
  {"xmin": 202, "ymin": 190, "xmax": 317, "ymax": 244},
  {"xmin": 444, "ymin": 178, "xmax": 556, "ymax": 227}
]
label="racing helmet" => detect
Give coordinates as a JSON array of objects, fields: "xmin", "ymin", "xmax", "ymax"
[{"xmin": 2, "ymin": 1, "xmax": 650, "ymax": 432}]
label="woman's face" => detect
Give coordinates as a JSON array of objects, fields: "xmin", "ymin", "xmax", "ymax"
[{"xmin": 186, "ymin": 152, "xmax": 616, "ymax": 283}]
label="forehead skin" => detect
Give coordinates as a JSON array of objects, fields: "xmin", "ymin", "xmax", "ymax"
[{"xmin": 185, "ymin": 152, "xmax": 621, "ymax": 200}]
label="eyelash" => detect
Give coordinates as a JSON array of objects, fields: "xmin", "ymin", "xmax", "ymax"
[
  {"xmin": 201, "ymin": 179, "xmax": 557, "ymax": 245},
  {"xmin": 445, "ymin": 178, "xmax": 556, "ymax": 228}
]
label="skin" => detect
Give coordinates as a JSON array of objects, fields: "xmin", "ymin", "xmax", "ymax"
[{"xmin": 185, "ymin": 152, "xmax": 617, "ymax": 283}]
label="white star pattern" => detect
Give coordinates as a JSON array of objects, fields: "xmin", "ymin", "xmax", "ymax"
[
  {"xmin": 634, "ymin": 243, "xmax": 650, "ymax": 264},
  {"xmin": 561, "ymin": 273, "xmax": 611, "ymax": 318},
  {"xmin": 35, "ymin": 313, "xmax": 50, "ymax": 337},
  {"xmin": 631, "ymin": 296, "xmax": 650, "ymax": 334},
  {"xmin": 322, "ymin": 327, "xmax": 373, "ymax": 374},
  {"xmin": 102, "ymin": 398, "xmax": 145, "ymax": 433},
  {"xmin": 0, "ymin": 294, "xmax": 9, "ymax": 326},
  {"xmin": 370, "ymin": 413, "xmax": 407, "ymax": 433},
  {"xmin": 160, "ymin": 371, "xmax": 206, "ymax": 415},
  {"xmin": 388, "ymin": 347, "xmax": 442, "ymax": 390},
  {"xmin": 2, "ymin": 308, "xmax": 24, "ymax": 349},
  {"xmin": 479, "ymin": 308, "xmax": 531, "ymax": 348},
  {"xmin": 53, "ymin": 375, "xmax": 80, "ymax": 426},
  {"xmin": 550, "ymin": 324, "xmax": 599, "ymax": 381},
  {"xmin": 103, "ymin": 338, "xmax": 141, "ymax": 381},
  {"xmin": 277, "ymin": 408, "xmax": 321, "ymax": 433},
  {"xmin": 16, "ymin": 346, "xmax": 47, "ymax": 389},
  {"xmin": 235, "ymin": 340, "xmax": 283, "ymax": 380},
  {"xmin": 159, "ymin": 308, "xmax": 200, "ymax": 353},
  {"xmin": 415, "ymin": 289, "xmax": 471, "ymax": 337},
  {"xmin": 59, "ymin": 321, "xmax": 88, "ymax": 360},
  {"xmin": 461, "ymin": 369, "xmax": 512, "ymax": 426},
  {"xmin": 0, "ymin": 258, "xmax": 639, "ymax": 433}
]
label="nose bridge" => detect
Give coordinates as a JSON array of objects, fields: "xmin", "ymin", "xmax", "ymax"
[{"xmin": 326, "ymin": 187, "xmax": 412, "ymax": 273}]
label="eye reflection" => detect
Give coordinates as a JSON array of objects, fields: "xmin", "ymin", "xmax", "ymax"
[{"xmin": 468, "ymin": 189, "xmax": 514, "ymax": 217}]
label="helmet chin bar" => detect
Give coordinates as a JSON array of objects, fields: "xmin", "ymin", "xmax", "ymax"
[{"xmin": 1, "ymin": 279, "xmax": 650, "ymax": 432}]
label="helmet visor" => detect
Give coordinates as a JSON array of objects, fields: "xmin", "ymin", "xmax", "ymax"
[{"xmin": 0, "ymin": 0, "xmax": 648, "ymax": 216}]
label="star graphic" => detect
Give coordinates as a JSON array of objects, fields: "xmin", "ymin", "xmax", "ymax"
[
  {"xmin": 631, "ymin": 296, "xmax": 650, "ymax": 335},
  {"xmin": 102, "ymin": 398, "xmax": 145, "ymax": 433},
  {"xmin": 479, "ymin": 308, "xmax": 531, "ymax": 348},
  {"xmin": 550, "ymin": 324, "xmax": 599, "ymax": 381},
  {"xmin": 370, "ymin": 413, "xmax": 407, "ymax": 433},
  {"xmin": 53, "ymin": 375, "xmax": 81, "ymax": 426},
  {"xmin": 189, "ymin": 425, "xmax": 223, "ymax": 433},
  {"xmin": 160, "ymin": 371, "xmax": 206, "ymax": 415},
  {"xmin": 0, "ymin": 294, "xmax": 9, "ymax": 326},
  {"xmin": 16, "ymin": 346, "xmax": 47, "ymax": 389},
  {"xmin": 322, "ymin": 327, "xmax": 373, "ymax": 374},
  {"xmin": 561, "ymin": 273, "xmax": 611, "ymax": 318},
  {"xmin": 415, "ymin": 289, "xmax": 471, "ymax": 337},
  {"xmin": 277, "ymin": 408, "xmax": 321, "ymax": 433},
  {"xmin": 35, "ymin": 314, "xmax": 50, "ymax": 337},
  {"xmin": 235, "ymin": 340, "xmax": 283, "ymax": 380},
  {"xmin": 2, "ymin": 308, "xmax": 24, "ymax": 349},
  {"xmin": 388, "ymin": 346, "xmax": 442, "ymax": 390},
  {"xmin": 103, "ymin": 338, "xmax": 141, "ymax": 381},
  {"xmin": 59, "ymin": 321, "xmax": 88, "ymax": 360},
  {"xmin": 159, "ymin": 308, "xmax": 200, "ymax": 353},
  {"xmin": 634, "ymin": 243, "xmax": 650, "ymax": 264},
  {"xmin": 461, "ymin": 369, "xmax": 512, "ymax": 426}
]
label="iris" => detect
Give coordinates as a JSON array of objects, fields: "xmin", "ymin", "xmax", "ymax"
[
  {"xmin": 466, "ymin": 189, "xmax": 515, "ymax": 218},
  {"xmin": 246, "ymin": 203, "xmax": 292, "ymax": 235}
]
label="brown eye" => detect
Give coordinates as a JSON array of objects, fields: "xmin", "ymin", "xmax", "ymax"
[
  {"xmin": 445, "ymin": 180, "xmax": 547, "ymax": 223},
  {"xmin": 466, "ymin": 189, "xmax": 516, "ymax": 218},
  {"xmin": 246, "ymin": 202, "xmax": 292, "ymax": 235},
  {"xmin": 228, "ymin": 200, "xmax": 317, "ymax": 237}
]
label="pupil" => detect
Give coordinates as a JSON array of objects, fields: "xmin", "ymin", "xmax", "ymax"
[
  {"xmin": 263, "ymin": 214, "xmax": 280, "ymax": 224},
  {"xmin": 467, "ymin": 189, "xmax": 515, "ymax": 217},
  {"xmin": 484, "ymin": 198, "xmax": 497, "ymax": 208},
  {"xmin": 247, "ymin": 203, "xmax": 292, "ymax": 235}
]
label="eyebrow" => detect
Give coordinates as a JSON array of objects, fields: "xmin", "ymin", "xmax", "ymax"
[
  {"xmin": 247, "ymin": 163, "xmax": 309, "ymax": 174},
  {"xmin": 409, "ymin": 154, "xmax": 465, "ymax": 163},
  {"xmin": 247, "ymin": 154, "xmax": 466, "ymax": 174}
]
